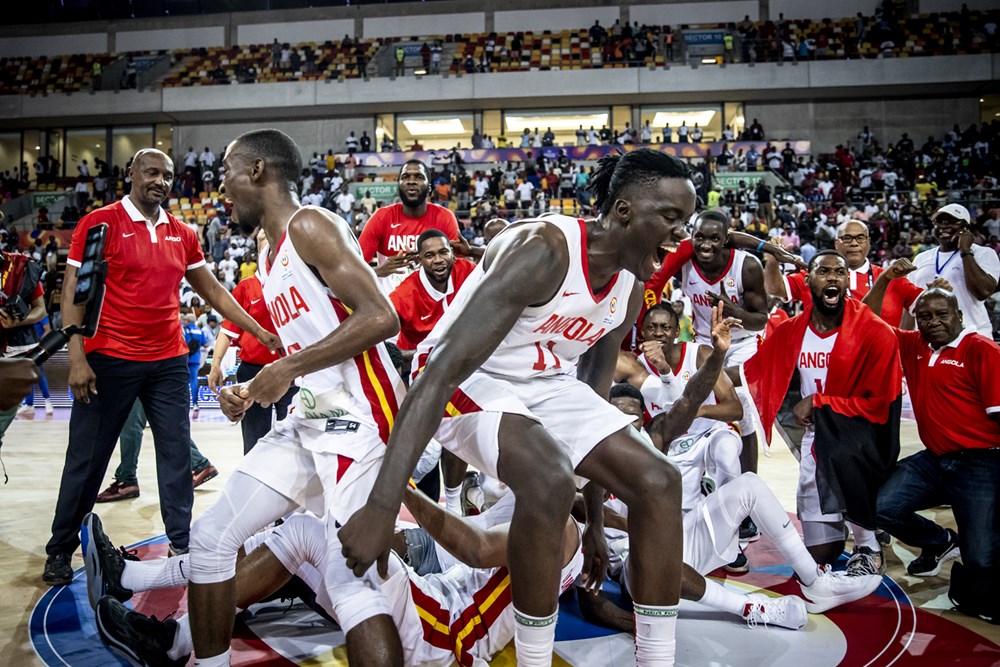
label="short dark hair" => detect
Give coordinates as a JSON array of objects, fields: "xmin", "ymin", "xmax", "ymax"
[
  {"xmin": 399, "ymin": 159, "xmax": 428, "ymax": 177},
  {"xmin": 233, "ymin": 129, "xmax": 303, "ymax": 189},
  {"xmin": 383, "ymin": 341, "xmax": 405, "ymax": 376},
  {"xmin": 416, "ymin": 229, "xmax": 449, "ymax": 253},
  {"xmin": 696, "ymin": 209, "xmax": 729, "ymax": 230},
  {"xmin": 641, "ymin": 302, "xmax": 679, "ymax": 328},
  {"xmin": 588, "ymin": 149, "xmax": 692, "ymax": 216},
  {"xmin": 914, "ymin": 286, "xmax": 959, "ymax": 311},
  {"xmin": 610, "ymin": 382, "xmax": 645, "ymax": 411},
  {"xmin": 807, "ymin": 249, "xmax": 847, "ymax": 272}
]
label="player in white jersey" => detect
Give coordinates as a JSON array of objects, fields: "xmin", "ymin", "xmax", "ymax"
[
  {"xmin": 86, "ymin": 485, "xmax": 582, "ymax": 667},
  {"xmin": 187, "ymin": 129, "xmax": 406, "ymax": 666},
  {"xmin": 616, "ymin": 304, "xmax": 743, "ymax": 511},
  {"xmin": 679, "ymin": 210, "xmax": 769, "ymax": 539},
  {"xmin": 342, "ymin": 149, "xmax": 698, "ymax": 667}
]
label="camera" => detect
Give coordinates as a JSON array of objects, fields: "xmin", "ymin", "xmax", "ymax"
[{"xmin": 1, "ymin": 294, "xmax": 29, "ymax": 322}]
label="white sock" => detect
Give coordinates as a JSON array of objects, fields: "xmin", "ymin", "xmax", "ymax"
[
  {"xmin": 772, "ymin": 530, "xmax": 821, "ymax": 587},
  {"xmin": 167, "ymin": 614, "xmax": 193, "ymax": 661},
  {"xmin": 633, "ymin": 603, "xmax": 678, "ymax": 666},
  {"xmin": 444, "ymin": 484, "xmax": 462, "ymax": 514},
  {"xmin": 697, "ymin": 579, "xmax": 749, "ymax": 617},
  {"xmin": 193, "ymin": 648, "xmax": 230, "ymax": 666},
  {"xmin": 513, "ymin": 607, "xmax": 557, "ymax": 667},
  {"xmin": 120, "ymin": 554, "xmax": 190, "ymax": 592},
  {"xmin": 849, "ymin": 523, "xmax": 880, "ymax": 551}
]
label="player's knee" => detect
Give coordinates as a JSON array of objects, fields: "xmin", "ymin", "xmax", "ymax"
[
  {"xmin": 189, "ymin": 511, "xmax": 240, "ymax": 584},
  {"xmin": 632, "ymin": 457, "xmax": 681, "ymax": 505},
  {"xmin": 268, "ymin": 513, "xmax": 326, "ymax": 572}
]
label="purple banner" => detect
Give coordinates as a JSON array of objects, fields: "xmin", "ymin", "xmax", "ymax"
[{"xmin": 350, "ymin": 141, "xmax": 811, "ymax": 168}]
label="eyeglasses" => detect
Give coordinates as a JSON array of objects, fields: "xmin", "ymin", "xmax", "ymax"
[{"xmin": 837, "ymin": 234, "xmax": 869, "ymax": 245}]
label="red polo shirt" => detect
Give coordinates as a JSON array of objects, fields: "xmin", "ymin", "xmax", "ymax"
[
  {"xmin": 358, "ymin": 203, "xmax": 460, "ymax": 264},
  {"xmin": 221, "ymin": 274, "xmax": 279, "ymax": 365},
  {"xmin": 895, "ymin": 327, "xmax": 1000, "ymax": 455},
  {"xmin": 784, "ymin": 262, "xmax": 923, "ymax": 327},
  {"xmin": 67, "ymin": 196, "xmax": 205, "ymax": 361},
  {"xmin": 389, "ymin": 258, "xmax": 477, "ymax": 350}
]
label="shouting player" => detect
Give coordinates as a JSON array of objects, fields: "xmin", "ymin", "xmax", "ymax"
[{"xmin": 341, "ymin": 149, "xmax": 696, "ymax": 666}]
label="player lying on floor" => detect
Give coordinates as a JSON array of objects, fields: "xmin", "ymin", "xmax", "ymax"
[{"xmin": 83, "ymin": 487, "xmax": 583, "ymax": 667}]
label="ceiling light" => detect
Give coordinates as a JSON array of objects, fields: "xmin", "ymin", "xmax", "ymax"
[
  {"xmin": 95, "ymin": 143, "xmax": 101, "ymax": 148},
  {"xmin": 505, "ymin": 113, "xmax": 608, "ymax": 132},
  {"xmin": 701, "ymin": 57, "xmax": 719, "ymax": 64},
  {"xmin": 401, "ymin": 118, "xmax": 467, "ymax": 136},
  {"xmin": 980, "ymin": 98, "xmax": 985, "ymax": 102},
  {"xmin": 651, "ymin": 110, "xmax": 717, "ymax": 128},
  {"xmin": 157, "ymin": 140, "xmax": 163, "ymax": 146},
  {"xmin": 34, "ymin": 145, "xmax": 40, "ymax": 150}
]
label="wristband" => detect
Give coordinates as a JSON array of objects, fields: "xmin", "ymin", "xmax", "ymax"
[
  {"xmin": 756, "ymin": 240, "xmax": 766, "ymax": 252},
  {"xmin": 960, "ymin": 251, "xmax": 974, "ymax": 258}
]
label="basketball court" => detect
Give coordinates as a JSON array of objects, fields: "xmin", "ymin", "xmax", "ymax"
[{"xmin": 2, "ymin": 408, "xmax": 998, "ymax": 666}]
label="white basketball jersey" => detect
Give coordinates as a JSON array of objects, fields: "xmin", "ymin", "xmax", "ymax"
[
  {"xmin": 680, "ymin": 250, "xmax": 756, "ymax": 344},
  {"xmin": 418, "ymin": 215, "xmax": 637, "ymax": 380},
  {"xmin": 639, "ymin": 343, "xmax": 719, "ymax": 436},
  {"xmin": 385, "ymin": 524, "xmax": 585, "ymax": 666},
  {"xmin": 797, "ymin": 325, "xmax": 838, "ymax": 399},
  {"xmin": 262, "ymin": 214, "xmax": 405, "ymax": 443}
]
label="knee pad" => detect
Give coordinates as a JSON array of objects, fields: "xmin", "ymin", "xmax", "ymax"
[
  {"xmin": 188, "ymin": 472, "xmax": 296, "ymax": 585},
  {"xmin": 266, "ymin": 513, "xmax": 327, "ymax": 576}
]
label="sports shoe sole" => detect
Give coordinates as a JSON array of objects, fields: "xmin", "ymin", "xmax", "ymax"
[
  {"xmin": 800, "ymin": 574, "xmax": 883, "ymax": 614},
  {"xmin": 82, "ymin": 513, "xmax": 110, "ymax": 611},
  {"xmin": 908, "ymin": 545, "xmax": 961, "ymax": 577}
]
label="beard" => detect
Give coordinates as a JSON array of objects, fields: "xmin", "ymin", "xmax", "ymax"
[
  {"xmin": 399, "ymin": 185, "xmax": 429, "ymax": 208},
  {"xmin": 811, "ymin": 291, "xmax": 845, "ymax": 318}
]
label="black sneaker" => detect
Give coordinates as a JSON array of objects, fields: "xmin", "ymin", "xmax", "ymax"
[
  {"xmin": 846, "ymin": 546, "xmax": 886, "ymax": 577},
  {"xmin": 43, "ymin": 552, "xmax": 73, "ymax": 586},
  {"xmin": 875, "ymin": 529, "xmax": 892, "ymax": 548},
  {"xmin": 739, "ymin": 517, "xmax": 760, "ymax": 543},
  {"xmin": 725, "ymin": 548, "xmax": 751, "ymax": 574},
  {"xmin": 908, "ymin": 528, "xmax": 961, "ymax": 577},
  {"xmin": 82, "ymin": 513, "xmax": 136, "ymax": 611},
  {"xmin": 95, "ymin": 595, "xmax": 188, "ymax": 667}
]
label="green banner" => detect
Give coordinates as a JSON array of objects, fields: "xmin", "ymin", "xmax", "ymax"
[
  {"xmin": 350, "ymin": 182, "xmax": 398, "ymax": 202},
  {"xmin": 712, "ymin": 172, "xmax": 767, "ymax": 192},
  {"xmin": 32, "ymin": 192, "xmax": 68, "ymax": 210}
]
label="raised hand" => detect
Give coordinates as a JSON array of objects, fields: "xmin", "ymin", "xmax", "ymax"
[
  {"xmin": 884, "ymin": 257, "xmax": 917, "ymax": 281},
  {"xmin": 710, "ymin": 302, "xmax": 742, "ymax": 356}
]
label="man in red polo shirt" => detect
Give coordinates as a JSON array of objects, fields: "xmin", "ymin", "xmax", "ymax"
[
  {"xmin": 43, "ymin": 149, "xmax": 278, "ymax": 586},
  {"xmin": 867, "ymin": 263, "xmax": 1000, "ymax": 622},
  {"xmin": 207, "ymin": 270, "xmax": 295, "ymax": 454},
  {"xmin": 359, "ymin": 160, "xmax": 481, "ymax": 292},
  {"xmin": 389, "ymin": 229, "xmax": 476, "ymax": 359}
]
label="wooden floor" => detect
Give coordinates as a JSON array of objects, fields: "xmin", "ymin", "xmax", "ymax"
[{"xmin": 1, "ymin": 409, "xmax": 997, "ymax": 666}]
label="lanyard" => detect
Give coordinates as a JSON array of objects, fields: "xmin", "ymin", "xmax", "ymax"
[{"xmin": 935, "ymin": 248, "xmax": 959, "ymax": 276}]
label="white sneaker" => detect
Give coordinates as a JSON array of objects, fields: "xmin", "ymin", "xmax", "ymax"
[
  {"xmin": 44, "ymin": 398, "xmax": 54, "ymax": 415},
  {"xmin": 16, "ymin": 404, "xmax": 33, "ymax": 416},
  {"xmin": 799, "ymin": 565, "xmax": 883, "ymax": 614},
  {"xmin": 742, "ymin": 593, "xmax": 807, "ymax": 630}
]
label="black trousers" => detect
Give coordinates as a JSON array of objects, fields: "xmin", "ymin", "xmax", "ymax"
[
  {"xmin": 47, "ymin": 353, "xmax": 193, "ymax": 555},
  {"xmin": 236, "ymin": 361, "xmax": 297, "ymax": 455}
]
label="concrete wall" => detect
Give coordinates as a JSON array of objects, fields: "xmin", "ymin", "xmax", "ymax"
[
  {"xmin": 630, "ymin": 2, "xmax": 759, "ymax": 26},
  {"xmin": 237, "ymin": 19, "xmax": 356, "ymax": 46},
  {"xmin": 363, "ymin": 13, "xmax": 486, "ymax": 39},
  {"xmin": 768, "ymin": 0, "xmax": 879, "ymax": 21},
  {"xmin": 0, "ymin": 55, "xmax": 994, "ymax": 137},
  {"xmin": 493, "ymin": 7, "xmax": 619, "ymax": 33},
  {"xmin": 115, "ymin": 26, "xmax": 226, "ymax": 52},
  {"xmin": 920, "ymin": 0, "xmax": 1000, "ymax": 11},
  {"xmin": 744, "ymin": 98, "xmax": 981, "ymax": 153},
  {"xmin": 0, "ymin": 33, "xmax": 107, "ymax": 58}
]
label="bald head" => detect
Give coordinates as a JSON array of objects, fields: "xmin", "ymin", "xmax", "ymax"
[
  {"xmin": 483, "ymin": 218, "xmax": 509, "ymax": 245},
  {"xmin": 834, "ymin": 219, "xmax": 870, "ymax": 268},
  {"xmin": 132, "ymin": 148, "xmax": 173, "ymax": 171}
]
